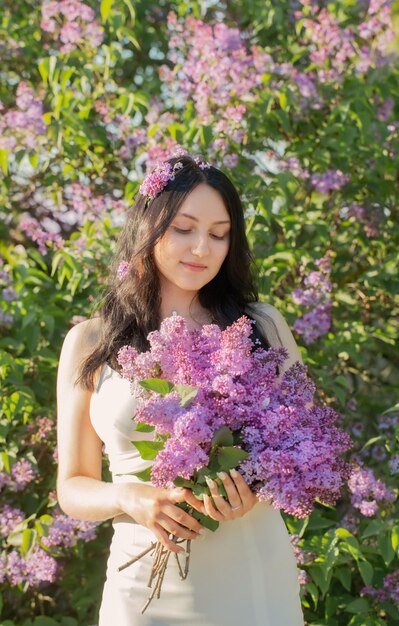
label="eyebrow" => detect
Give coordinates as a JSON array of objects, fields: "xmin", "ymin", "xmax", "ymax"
[{"xmin": 177, "ymin": 212, "xmax": 231, "ymax": 225}]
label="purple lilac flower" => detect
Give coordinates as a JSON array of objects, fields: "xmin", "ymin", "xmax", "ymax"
[
  {"xmin": 2, "ymin": 288, "xmax": 18, "ymax": 302},
  {"xmin": 388, "ymin": 455, "xmax": 399, "ymax": 475},
  {"xmin": 117, "ymin": 261, "xmax": 129, "ymax": 281},
  {"xmin": 41, "ymin": 1, "xmax": 104, "ymax": 53},
  {"xmin": 348, "ymin": 465, "xmax": 396, "ymax": 516},
  {"xmin": 10, "ymin": 459, "xmax": 38, "ymax": 491},
  {"xmin": 6, "ymin": 547, "xmax": 58, "ymax": 587},
  {"xmin": 0, "ymin": 505, "xmax": 25, "ymax": 536},
  {"xmin": 362, "ymin": 570, "xmax": 399, "ymax": 609},
  {"xmin": 139, "ymin": 163, "xmax": 175, "ymax": 199},
  {"xmin": 0, "ymin": 82, "xmax": 46, "ymax": 152},
  {"xmin": 292, "ymin": 253, "xmax": 333, "ymax": 344},
  {"xmin": 42, "ymin": 511, "xmax": 98, "ymax": 548},
  {"xmin": 310, "ymin": 169, "xmax": 350, "ymax": 193},
  {"xmin": 27, "ymin": 416, "xmax": 54, "ymax": 444},
  {"xmin": 118, "ymin": 314, "xmax": 351, "ymax": 512}
]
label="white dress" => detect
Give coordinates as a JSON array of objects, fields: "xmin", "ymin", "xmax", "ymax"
[{"xmin": 90, "ymin": 363, "xmax": 305, "ymax": 626}]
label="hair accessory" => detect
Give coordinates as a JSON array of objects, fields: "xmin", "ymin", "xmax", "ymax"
[
  {"xmin": 139, "ymin": 157, "xmax": 211, "ymax": 200},
  {"xmin": 117, "ymin": 261, "xmax": 129, "ymax": 280}
]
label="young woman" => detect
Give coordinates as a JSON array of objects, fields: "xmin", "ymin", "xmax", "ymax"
[{"xmin": 56, "ymin": 155, "xmax": 305, "ymax": 625}]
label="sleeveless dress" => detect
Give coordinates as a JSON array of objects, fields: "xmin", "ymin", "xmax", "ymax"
[{"xmin": 90, "ymin": 363, "xmax": 305, "ymax": 626}]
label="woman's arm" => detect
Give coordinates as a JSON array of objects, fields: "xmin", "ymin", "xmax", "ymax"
[{"xmin": 56, "ymin": 319, "xmax": 204, "ymax": 552}]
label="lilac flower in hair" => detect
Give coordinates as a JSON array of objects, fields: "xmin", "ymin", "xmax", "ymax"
[
  {"xmin": 117, "ymin": 260, "xmax": 129, "ymax": 280},
  {"xmin": 139, "ymin": 162, "xmax": 175, "ymax": 199}
]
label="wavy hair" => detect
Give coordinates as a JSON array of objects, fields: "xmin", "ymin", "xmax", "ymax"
[{"xmin": 78, "ymin": 155, "xmax": 268, "ymax": 390}]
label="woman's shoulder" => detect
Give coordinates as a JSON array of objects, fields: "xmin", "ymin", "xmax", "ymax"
[
  {"xmin": 60, "ymin": 317, "xmax": 102, "ymax": 368},
  {"xmin": 245, "ymin": 301, "xmax": 303, "ymax": 365}
]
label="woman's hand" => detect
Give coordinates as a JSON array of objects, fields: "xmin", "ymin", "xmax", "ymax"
[
  {"xmin": 117, "ymin": 483, "xmax": 204, "ymax": 553},
  {"xmin": 183, "ymin": 469, "xmax": 258, "ymax": 522}
]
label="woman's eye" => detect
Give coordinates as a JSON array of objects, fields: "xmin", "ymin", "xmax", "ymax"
[
  {"xmin": 172, "ymin": 227, "xmax": 227, "ymax": 240},
  {"xmin": 173, "ymin": 227, "xmax": 191, "ymax": 234},
  {"xmin": 210, "ymin": 234, "xmax": 226, "ymax": 241}
]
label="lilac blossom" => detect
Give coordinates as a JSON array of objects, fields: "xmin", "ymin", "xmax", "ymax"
[
  {"xmin": 0, "ymin": 505, "xmax": 25, "ymax": 536},
  {"xmin": 348, "ymin": 465, "xmax": 396, "ymax": 516},
  {"xmin": 310, "ymin": 169, "xmax": 350, "ymax": 193},
  {"xmin": 362, "ymin": 570, "xmax": 399, "ymax": 609},
  {"xmin": 42, "ymin": 511, "xmax": 98, "ymax": 548},
  {"xmin": 292, "ymin": 253, "xmax": 333, "ymax": 344},
  {"xmin": 6, "ymin": 547, "xmax": 57, "ymax": 587},
  {"xmin": 41, "ymin": 1, "xmax": 103, "ymax": 54},
  {"xmin": 117, "ymin": 261, "xmax": 130, "ymax": 281},
  {"xmin": 2, "ymin": 288, "xmax": 18, "ymax": 302},
  {"xmin": 0, "ymin": 82, "xmax": 46, "ymax": 152},
  {"xmin": 118, "ymin": 314, "xmax": 351, "ymax": 514},
  {"xmin": 27, "ymin": 416, "xmax": 54, "ymax": 444},
  {"xmin": 9, "ymin": 459, "xmax": 38, "ymax": 491}
]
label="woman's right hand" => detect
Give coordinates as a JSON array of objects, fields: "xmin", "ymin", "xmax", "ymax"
[{"xmin": 116, "ymin": 482, "xmax": 205, "ymax": 553}]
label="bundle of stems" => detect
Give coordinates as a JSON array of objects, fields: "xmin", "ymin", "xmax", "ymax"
[{"xmin": 118, "ymin": 536, "xmax": 191, "ymax": 614}]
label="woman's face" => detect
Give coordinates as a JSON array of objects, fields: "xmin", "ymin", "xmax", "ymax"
[{"xmin": 153, "ymin": 183, "xmax": 231, "ymax": 295}]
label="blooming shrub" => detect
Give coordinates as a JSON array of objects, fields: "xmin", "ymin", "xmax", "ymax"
[{"xmin": 0, "ymin": 0, "xmax": 398, "ymax": 624}]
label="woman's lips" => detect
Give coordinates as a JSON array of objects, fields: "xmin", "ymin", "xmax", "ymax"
[{"xmin": 181, "ymin": 262, "xmax": 207, "ymax": 271}]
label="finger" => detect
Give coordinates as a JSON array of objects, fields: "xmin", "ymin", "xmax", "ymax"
[
  {"xmin": 153, "ymin": 523, "xmax": 185, "ymax": 553},
  {"xmin": 157, "ymin": 512, "xmax": 201, "ymax": 541},
  {"xmin": 166, "ymin": 503, "xmax": 204, "ymax": 535},
  {"xmin": 205, "ymin": 478, "xmax": 230, "ymax": 515},
  {"xmin": 229, "ymin": 469, "xmax": 257, "ymax": 507},
  {"xmin": 182, "ymin": 489, "xmax": 206, "ymax": 514},
  {"xmin": 216, "ymin": 472, "xmax": 242, "ymax": 510},
  {"xmin": 203, "ymin": 493, "xmax": 224, "ymax": 521}
]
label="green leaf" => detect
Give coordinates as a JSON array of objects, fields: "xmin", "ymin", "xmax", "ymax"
[
  {"xmin": 211, "ymin": 426, "xmax": 234, "ymax": 448},
  {"xmin": 101, "ymin": 0, "xmax": 113, "ymax": 22},
  {"xmin": 361, "ymin": 519, "xmax": 385, "ymax": 539},
  {"xmin": 192, "ymin": 483, "xmax": 209, "ymax": 500},
  {"xmin": 139, "ymin": 378, "xmax": 173, "ymax": 396},
  {"xmin": 131, "ymin": 467, "xmax": 152, "ymax": 482},
  {"xmin": 391, "ymin": 525, "xmax": 399, "ymax": 552},
  {"xmin": 344, "ymin": 598, "xmax": 370, "ymax": 614},
  {"xmin": 335, "ymin": 566, "xmax": 352, "ymax": 591},
  {"xmin": 133, "ymin": 440, "xmax": 164, "ymax": 460},
  {"xmin": 217, "ymin": 446, "xmax": 248, "ymax": 470},
  {"xmin": 135, "ymin": 422, "xmax": 155, "ymax": 433},
  {"xmin": 173, "ymin": 476, "xmax": 194, "ymax": 488},
  {"xmin": 21, "ymin": 529, "xmax": 37, "ymax": 556},
  {"xmin": 192, "ymin": 510, "xmax": 219, "ymax": 531},
  {"xmin": 172, "ymin": 384, "xmax": 198, "ymax": 407},
  {"xmin": 0, "ymin": 148, "xmax": 8, "ymax": 176},
  {"xmin": 357, "ymin": 560, "xmax": 373, "ymax": 586},
  {"xmin": 378, "ymin": 531, "xmax": 395, "ymax": 565}
]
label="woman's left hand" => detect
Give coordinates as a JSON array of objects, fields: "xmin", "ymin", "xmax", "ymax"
[{"xmin": 183, "ymin": 469, "xmax": 258, "ymax": 522}]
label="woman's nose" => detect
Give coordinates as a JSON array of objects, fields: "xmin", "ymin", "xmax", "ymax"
[{"xmin": 191, "ymin": 234, "xmax": 209, "ymax": 256}]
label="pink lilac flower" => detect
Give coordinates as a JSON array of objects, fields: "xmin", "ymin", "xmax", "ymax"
[
  {"xmin": 310, "ymin": 169, "xmax": 350, "ymax": 193},
  {"xmin": 362, "ymin": 570, "xmax": 399, "ymax": 609},
  {"xmin": 348, "ymin": 465, "xmax": 396, "ymax": 516},
  {"xmin": 27, "ymin": 416, "xmax": 54, "ymax": 444},
  {"xmin": 2, "ymin": 288, "xmax": 18, "ymax": 302},
  {"xmin": 10, "ymin": 459, "xmax": 38, "ymax": 491},
  {"xmin": 42, "ymin": 510, "xmax": 98, "ymax": 548},
  {"xmin": 292, "ymin": 253, "xmax": 333, "ymax": 344},
  {"xmin": 0, "ymin": 82, "xmax": 46, "ymax": 152},
  {"xmin": 117, "ymin": 261, "xmax": 130, "ymax": 281},
  {"xmin": 6, "ymin": 547, "xmax": 57, "ymax": 587},
  {"xmin": 118, "ymin": 314, "xmax": 351, "ymax": 513},
  {"xmin": 41, "ymin": 0, "xmax": 104, "ymax": 53},
  {"xmin": 0, "ymin": 505, "xmax": 25, "ymax": 536}
]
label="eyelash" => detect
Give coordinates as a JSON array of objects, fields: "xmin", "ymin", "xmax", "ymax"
[{"xmin": 173, "ymin": 227, "xmax": 227, "ymax": 241}]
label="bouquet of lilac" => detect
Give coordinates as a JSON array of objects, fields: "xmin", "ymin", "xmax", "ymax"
[{"xmin": 116, "ymin": 314, "xmax": 351, "ymax": 610}]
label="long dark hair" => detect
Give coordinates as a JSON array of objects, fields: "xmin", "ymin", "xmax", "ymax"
[{"xmin": 78, "ymin": 155, "xmax": 267, "ymax": 390}]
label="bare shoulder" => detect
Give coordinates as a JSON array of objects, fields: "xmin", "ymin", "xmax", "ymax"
[
  {"xmin": 58, "ymin": 317, "xmax": 102, "ymax": 386},
  {"xmin": 246, "ymin": 301, "xmax": 303, "ymax": 368}
]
